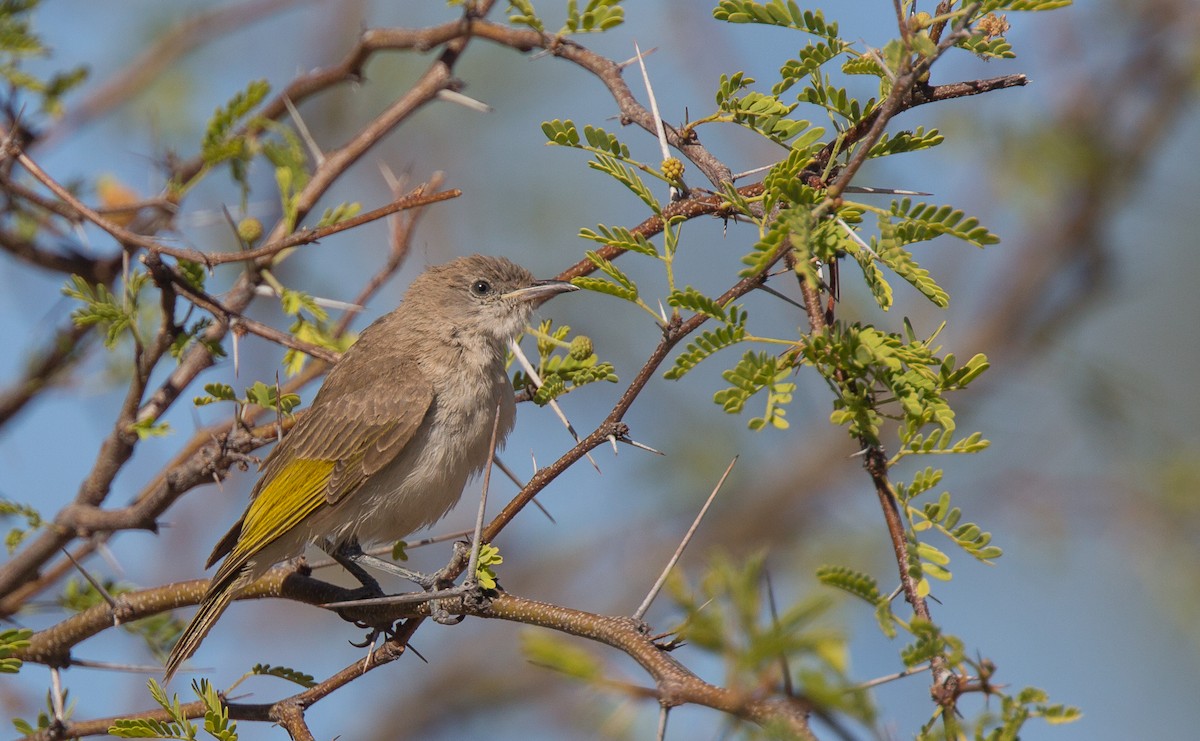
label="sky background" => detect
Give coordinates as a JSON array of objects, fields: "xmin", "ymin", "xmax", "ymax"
[{"xmin": 2, "ymin": 1, "xmax": 1199, "ymax": 739}]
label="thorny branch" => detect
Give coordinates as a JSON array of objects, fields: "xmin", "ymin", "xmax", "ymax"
[{"xmin": 0, "ymin": 1, "xmax": 1083, "ymax": 738}]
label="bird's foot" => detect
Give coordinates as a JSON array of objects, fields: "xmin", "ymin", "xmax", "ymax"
[{"xmin": 323, "ymin": 540, "xmax": 472, "ymax": 624}]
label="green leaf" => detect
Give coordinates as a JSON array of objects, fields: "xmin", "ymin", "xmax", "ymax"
[
  {"xmin": 0, "ymin": 628, "xmax": 32, "ymax": 673},
  {"xmin": 663, "ymin": 306, "xmax": 747, "ymax": 379},
  {"xmin": 176, "ymin": 260, "xmax": 207, "ymax": 292},
  {"xmin": 61, "ymin": 274, "xmax": 133, "ymax": 348},
  {"xmin": 200, "ymin": 79, "xmax": 270, "ymax": 188},
  {"xmin": 562, "ymin": 0, "xmax": 625, "ymax": 34},
  {"xmin": 316, "ymin": 201, "xmax": 361, "ymax": 228},
  {"xmin": 889, "ymin": 198, "xmax": 1000, "ymax": 248},
  {"xmin": 667, "ymin": 286, "xmax": 726, "ymax": 321},
  {"xmin": 874, "ymin": 222, "xmax": 949, "ymax": 307},
  {"xmin": 578, "ymin": 224, "xmax": 657, "ymax": 257},
  {"xmin": 131, "ymin": 417, "xmax": 171, "ymax": 440},
  {"xmin": 841, "ymin": 55, "xmax": 885, "ymax": 77},
  {"xmin": 713, "ymin": 1, "xmax": 838, "ymax": 38},
  {"xmin": 587, "ymin": 154, "xmax": 661, "ymax": 212},
  {"xmin": 0, "ymin": 498, "xmax": 42, "ymax": 554},
  {"xmin": 507, "ymin": 0, "xmax": 545, "ymax": 32},
  {"xmin": 713, "ymin": 350, "xmax": 796, "ymax": 430},
  {"xmin": 278, "ymin": 289, "xmax": 329, "ymax": 321},
  {"xmin": 581, "ymin": 123, "xmax": 630, "ymax": 158},
  {"xmin": 541, "ymin": 118, "xmax": 580, "ymax": 147},
  {"xmin": 774, "ymin": 40, "xmax": 850, "ymax": 95},
  {"xmin": 521, "ymin": 631, "xmax": 604, "ymax": 680},
  {"xmin": 249, "ymin": 664, "xmax": 316, "ymax": 688},
  {"xmin": 108, "ymin": 718, "xmax": 191, "ymax": 738},
  {"xmin": 846, "ymin": 238, "xmax": 893, "ymax": 311},
  {"xmin": 816, "ymin": 566, "xmax": 882, "ymax": 605},
  {"xmin": 998, "ymin": 0, "xmax": 1075, "ymax": 8},
  {"xmin": 245, "ymin": 381, "xmax": 300, "ymax": 414},
  {"xmin": 899, "ymin": 618, "xmax": 945, "ymax": 667},
  {"xmin": 801, "ymin": 74, "xmax": 871, "ymax": 124},
  {"xmin": 204, "ymin": 383, "xmax": 237, "ymax": 402},
  {"xmin": 741, "ymin": 210, "xmax": 806, "ymax": 279},
  {"xmin": 574, "ymin": 250, "xmax": 639, "ymax": 302},
  {"xmin": 194, "ymin": 679, "xmax": 237, "ymax": 741},
  {"xmin": 868, "ymin": 127, "xmax": 944, "ymax": 158},
  {"xmin": 474, "ymin": 543, "xmax": 503, "ymax": 589}
]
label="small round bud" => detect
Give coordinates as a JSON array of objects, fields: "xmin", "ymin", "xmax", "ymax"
[
  {"xmin": 569, "ymin": 335, "xmax": 594, "ymax": 360},
  {"xmin": 661, "ymin": 157, "xmax": 685, "ymax": 183},
  {"xmin": 238, "ymin": 217, "xmax": 263, "ymax": 244}
]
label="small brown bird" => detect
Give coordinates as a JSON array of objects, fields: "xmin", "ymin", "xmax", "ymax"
[{"xmin": 165, "ymin": 255, "xmax": 577, "ymax": 680}]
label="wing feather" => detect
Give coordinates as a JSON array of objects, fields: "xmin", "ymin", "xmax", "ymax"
[{"xmin": 205, "ymin": 360, "xmax": 434, "ymax": 567}]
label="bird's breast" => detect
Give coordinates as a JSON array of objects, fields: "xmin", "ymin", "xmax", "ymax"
[{"xmin": 327, "ymin": 357, "xmax": 516, "ymax": 546}]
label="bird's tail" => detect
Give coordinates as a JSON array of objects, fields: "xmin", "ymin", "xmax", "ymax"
[{"xmin": 163, "ymin": 568, "xmax": 244, "ymax": 683}]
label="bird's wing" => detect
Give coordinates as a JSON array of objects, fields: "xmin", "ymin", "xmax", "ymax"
[{"xmin": 205, "ymin": 362, "xmax": 434, "ymax": 569}]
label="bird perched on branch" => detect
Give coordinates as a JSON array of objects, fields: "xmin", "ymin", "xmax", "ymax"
[{"xmin": 164, "ymin": 254, "xmax": 577, "ymax": 680}]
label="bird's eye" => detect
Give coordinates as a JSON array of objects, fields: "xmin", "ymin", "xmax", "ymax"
[{"xmin": 470, "ymin": 279, "xmax": 492, "ymax": 296}]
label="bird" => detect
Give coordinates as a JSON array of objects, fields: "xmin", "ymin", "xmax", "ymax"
[{"xmin": 164, "ymin": 254, "xmax": 578, "ymax": 680}]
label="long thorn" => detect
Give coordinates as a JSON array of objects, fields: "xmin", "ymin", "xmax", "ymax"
[
  {"xmin": 731, "ymin": 163, "xmax": 775, "ymax": 180},
  {"xmin": 756, "ymin": 283, "xmax": 807, "ymax": 312},
  {"xmin": 617, "ymin": 436, "xmax": 665, "ymax": 456},
  {"xmin": 509, "ymin": 338, "xmax": 600, "ymax": 472},
  {"xmin": 69, "ymin": 658, "xmax": 175, "ymax": 673},
  {"xmin": 633, "ymin": 40, "xmax": 678, "ymax": 201},
  {"xmin": 617, "ymin": 46, "xmax": 658, "ymax": 69},
  {"xmin": 494, "ymin": 456, "xmax": 556, "ymax": 523},
  {"xmin": 323, "ymin": 584, "xmax": 468, "ymax": 609},
  {"xmin": 50, "ymin": 667, "xmax": 65, "ymax": 722},
  {"xmin": 633, "ymin": 457, "xmax": 738, "ymax": 621},
  {"xmin": 61, "ymin": 547, "xmax": 119, "ymax": 616},
  {"xmin": 282, "ymin": 94, "xmax": 325, "ymax": 166},
  {"xmin": 436, "ymin": 89, "xmax": 494, "ymax": 113}
]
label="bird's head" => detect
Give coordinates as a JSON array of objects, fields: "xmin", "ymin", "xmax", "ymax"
[{"xmin": 407, "ymin": 254, "xmax": 578, "ymax": 345}]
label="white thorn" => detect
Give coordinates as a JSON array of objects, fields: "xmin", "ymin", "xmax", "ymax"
[
  {"xmin": 843, "ymin": 185, "xmax": 932, "ymax": 196},
  {"xmin": 618, "ymin": 46, "xmax": 658, "ymax": 69},
  {"xmin": 633, "ymin": 457, "xmax": 738, "ymax": 621},
  {"xmin": 509, "ymin": 338, "xmax": 600, "ymax": 472},
  {"xmin": 436, "ymin": 89, "xmax": 494, "ymax": 114},
  {"xmin": 838, "ymin": 217, "xmax": 880, "ymax": 260},
  {"xmin": 620, "ymin": 437, "xmax": 665, "ymax": 456},
  {"xmin": 283, "ymin": 94, "xmax": 325, "ymax": 167},
  {"xmin": 633, "ymin": 40, "xmax": 678, "ymax": 201},
  {"xmin": 252, "ymin": 285, "xmax": 363, "ymax": 313},
  {"xmin": 731, "ymin": 163, "xmax": 775, "ymax": 181},
  {"xmin": 232, "ymin": 327, "xmax": 241, "ymax": 378}
]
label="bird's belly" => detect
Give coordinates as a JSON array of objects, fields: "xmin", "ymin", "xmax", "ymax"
[{"xmin": 306, "ymin": 376, "xmax": 516, "ymax": 549}]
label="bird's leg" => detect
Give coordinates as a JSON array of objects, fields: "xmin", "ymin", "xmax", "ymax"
[
  {"xmin": 326, "ymin": 541, "xmax": 473, "ymax": 625},
  {"xmin": 332, "ymin": 540, "xmax": 440, "ymax": 590},
  {"xmin": 322, "ymin": 539, "xmax": 388, "ymax": 597}
]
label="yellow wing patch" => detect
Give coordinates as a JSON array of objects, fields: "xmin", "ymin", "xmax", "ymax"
[{"xmin": 229, "ymin": 457, "xmax": 335, "ymax": 564}]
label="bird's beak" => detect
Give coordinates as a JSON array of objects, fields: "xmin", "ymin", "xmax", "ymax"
[{"xmin": 504, "ymin": 279, "xmax": 579, "ymax": 305}]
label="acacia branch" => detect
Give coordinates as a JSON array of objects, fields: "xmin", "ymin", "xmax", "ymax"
[{"xmin": 0, "ymin": 2, "xmax": 498, "ymax": 600}]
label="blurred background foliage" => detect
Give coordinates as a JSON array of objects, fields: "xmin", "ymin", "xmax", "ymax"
[{"xmin": 0, "ymin": 0, "xmax": 1198, "ymax": 738}]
